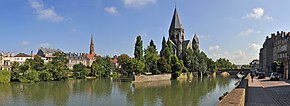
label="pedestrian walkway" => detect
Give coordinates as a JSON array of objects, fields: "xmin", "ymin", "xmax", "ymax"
[{"xmin": 246, "ymin": 78, "xmax": 279, "ymax": 106}]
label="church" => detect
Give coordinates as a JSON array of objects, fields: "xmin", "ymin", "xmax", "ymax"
[{"xmin": 168, "ymin": 7, "xmax": 199, "ymax": 58}]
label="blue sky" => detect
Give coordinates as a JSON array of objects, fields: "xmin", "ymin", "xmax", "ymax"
[{"xmin": 1, "ymin": 0, "xmax": 290, "ymax": 65}]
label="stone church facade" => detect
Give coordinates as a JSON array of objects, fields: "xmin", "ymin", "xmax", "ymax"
[{"xmin": 168, "ymin": 7, "xmax": 199, "ymax": 58}]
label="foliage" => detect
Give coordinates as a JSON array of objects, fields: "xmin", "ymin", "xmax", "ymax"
[
  {"xmin": 216, "ymin": 58, "xmax": 236, "ymax": 70},
  {"xmin": 73, "ymin": 63, "xmax": 87, "ymax": 78},
  {"xmin": 144, "ymin": 40, "xmax": 160, "ymax": 74},
  {"xmin": 241, "ymin": 65, "xmax": 250, "ymax": 69},
  {"xmin": 272, "ymin": 61, "xmax": 281, "ymax": 72},
  {"xmin": 0, "ymin": 70, "xmax": 11, "ymax": 83},
  {"xmin": 157, "ymin": 57, "xmax": 171, "ymax": 74},
  {"xmin": 19, "ymin": 69, "xmax": 39, "ymax": 83},
  {"xmin": 171, "ymin": 55, "xmax": 184, "ymax": 79},
  {"xmin": 134, "ymin": 35, "xmax": 144, "ymax": 61},
  {"xmin": 131, "ymin": 59, "xmax": 145, "ymax": 75},
  {"xmin": 11, "ymin": 62, "xmax": 21, "ymax": 81},
  {"xmin": 50, "ymin": 52, "xmax": 69, "ymax": 80},
  {"xmin": 39, "ymin": 70, "xmax": 52, "ymax": 81},
  {"xmin": 91, "ymin": 56, "xmax": 113, "ymax": 77}
]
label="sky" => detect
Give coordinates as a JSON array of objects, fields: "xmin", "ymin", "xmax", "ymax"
[{"xmin": 1, "ymin": 0, "xmax": 290, "ymax": 65}]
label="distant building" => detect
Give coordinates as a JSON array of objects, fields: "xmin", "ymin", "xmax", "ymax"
[
  {"xmin": 67, "ymin": 35, "xmax": 96, "ymax": 69},
  {"xmin": 37, "ymin": 47, "xmax": 62, "ymax": 63},
  {"xmin": 250, "ymin": 59, "xmax": 259, "ymax": 71},
  {"xmin": 168, "ymin": 7, "xmax": 199, "ymax": 59},
  {"xmin": 14, "ymin": 53, "xmax": 33, "ymax": 65},
  {"xmin": 0, "ymin": 52, "xmax": 32, "ymax": 70},
  {"xmin": 259, "ymin": 31, "xmax": 290, "ymax": 78}
]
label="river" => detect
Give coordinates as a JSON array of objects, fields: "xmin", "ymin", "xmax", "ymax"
[{"xmin": 0, "ymin": 76, "xmax": 239, "ymax": 106}]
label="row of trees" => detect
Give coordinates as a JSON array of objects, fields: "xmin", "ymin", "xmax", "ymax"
[
  {"xmin": 117, "ymin": 36, "xmax": 237, "ymax": 78},
  {"xmin": 121, "ymin": 35, "xmax": 238, "ymax": 77}
]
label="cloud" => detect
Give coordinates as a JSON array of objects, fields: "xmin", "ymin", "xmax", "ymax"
[
  {"xmin": 208, "ymin": 45, "xmax": 220, "ymax": 52},
  {"xmin": 104, "ymin": 6, "xmax": 119, "ymax": 15},
  {"xmin": 199, "ymin": 34, "xmax": 211, "ymax": 39},
  {"xmin": 28, "ymin": 0, "xmax": 64, "ymax": 22},
  {"xmin": 239, "ymin": 29, "xmax": 261, "ymax": 36},
  {"xmin": 247, "ymin": 43, "xmax": 261, "ymax": 51},
  {"xmin": 122, "ymin": 0, "xmax": 156, "ymax": 8},
  {"xmin": 40, "ymin": 42, "xmax": 49, "ymax": 48},
  {"xmin": 21, "ymin": 41, "xmax": 30, "ymax": 46},
  {"xmin": 243, "ymin": 8, "xmax": 273, "ymax": 21}
]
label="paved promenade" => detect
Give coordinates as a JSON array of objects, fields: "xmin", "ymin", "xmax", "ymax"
[{"xmin": 246, "ymin": 77, "xmax": 290, "ymax": 106}]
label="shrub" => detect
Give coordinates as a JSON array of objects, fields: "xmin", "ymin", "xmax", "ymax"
[{"xmin": 0, "ymin": 70, "xmax": 11, "ymax": 83}]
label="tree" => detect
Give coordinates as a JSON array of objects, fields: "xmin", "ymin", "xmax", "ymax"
[
  {"xmin": 92, "ymin": 56, "xmax": 107, "ymax": 77},
  {"xmin": 157, "ymin": 57, "xmax": 171, "ymax": 74},
  {"xmin": 160, "ymin": 36, "xmax": 167, "ymax": 57},
  {"xmin": 198, "ymin": 51, "xmax": 208, "ymax": 76},
  {"xmin": 50, "ymin": 52, "xmax": 69, "ymax": 80},
  {"xmin": 144, "ymin": 40, "xmax": 160, "ymax": 74},
  {"xmin": 171, "ymin": 55, "xmax": 184, "ymax": 79},
  {"xmin": 272, "ymin": 61, "xmax": 281, "ymax": 72},
  {"xmin": 73, "ymin": 63, "xmax": 87, "ymax": 78},
  {"xmin": 134, "ymin": 35, "xmax": 144, "ymax": 61},
  {"xmin": 0, "ymin": 70, "xmax": 11, "ymax": 83},
  {"xmin": 33, "ymin": 55, "xmax": 45, "ymax": 71},
  {"xmin": 11, "ymin": 62, "xmax": 21, "ymax": 81},
  {"xmin": 118, "ymin": 54, "xmax": 132, "ymax": 76},
  {"xmin": 131, "ymin": 59, "xmax": 145, "ymax": 75}
]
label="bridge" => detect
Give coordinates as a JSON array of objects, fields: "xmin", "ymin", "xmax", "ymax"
[{"xmin": 217, "ymin": 69, "xmax": 250, "ymax": 75}]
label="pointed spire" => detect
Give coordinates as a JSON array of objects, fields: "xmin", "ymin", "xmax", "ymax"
[
  {"xmin": 90, "ymin": 34, "xmax": 95, "ymax": 55},
  {"xmin": 169, "ymin": 7, "xmax": 183, "ymax": 30}
]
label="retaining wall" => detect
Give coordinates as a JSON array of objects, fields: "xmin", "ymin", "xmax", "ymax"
[
  {"xmin": 218, "ymin": 74, "xmax": 250, "ymax": 106},
  {"xmin": 132, "ymin": 74, "xmax": 171, "ymax": 83}
]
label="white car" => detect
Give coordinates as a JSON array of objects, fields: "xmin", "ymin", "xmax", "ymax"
[{"xmin": 270, "ymin": 72, "xmax": 280, "ymax": 81}]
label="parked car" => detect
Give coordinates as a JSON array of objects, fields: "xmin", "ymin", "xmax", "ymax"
[
  {"xmin": 257, "ymin": 72, "xmax": 266, "ymax": 79},
  {"xmin": 270, "ymin": 72, "xmax": 280, "ymax": 81}
]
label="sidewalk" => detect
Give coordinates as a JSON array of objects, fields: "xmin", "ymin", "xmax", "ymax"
[{"xmin": 246, "ymin": 78, "xmax": 280, "ymax": 106}]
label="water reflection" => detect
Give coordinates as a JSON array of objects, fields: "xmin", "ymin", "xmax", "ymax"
[{"xmin": 0, "ymin": 77, "xmax": 238, "ymax": 106}]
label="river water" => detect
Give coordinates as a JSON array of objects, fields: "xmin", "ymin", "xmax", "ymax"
[{"xmin": 0, "ymin": 76, "xmax": 238, "ymax": 106}]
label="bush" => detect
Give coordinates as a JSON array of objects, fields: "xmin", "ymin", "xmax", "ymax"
[
  {"xmin": 39, "ymin": 70, "xmax": 52, "ymax": 81},
  {"xmin": 0, "ymin": 70, "xmax": 11, "ymax": 83},
  {"xmin": 19, "ymin": 70, "xmax": 40, "ymax": 83}
]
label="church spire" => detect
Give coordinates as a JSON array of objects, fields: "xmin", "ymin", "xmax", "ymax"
[
  {"xmin": 90, "ymin": 34, "xmax": 95, "ymax": 55},
  {"xmin": 169, "ymin": 7, "xmax": 183, "ymax": 30}
]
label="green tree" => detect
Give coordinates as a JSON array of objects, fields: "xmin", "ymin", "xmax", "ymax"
[
  {"xmin": 132, "ymin": 59, "xmax": 145, "ymax": 75},
  {"xmin": 73, "ymin": 63, "xmax": 87, "ymax": 78},
  {"xmin": 11, "ymin": 62, "xmax": 21, "ymax": 81},
  {"xmin": 33, "ymin": 55, "xmax": 45, "ymax": 71},
  {"xmin": 134, "ymin": 35, "xmax": 144, "ymax": 61},
  {"xmin": 272, "ymin": 61, "xmax": 281, "ymax": 72},
  {"xmin": 39, "ymin": 70, "xmax": 52, "ymax": 81},
  {"xmin": 50, "ymin": 52, "xmax": 69, "ymax": 80},
  {"xmin": 144, "ymin": 40, "xmax": 159, "ymax": 74},
  {"xmin": 0, "ymin": 70, "xmax": 11, "ymax": 83},
  {"xmin": 198, "ymin": 51, "xmax": 208, "ymax": 76},
  {"xmin": 19, "ymin": 69, "xmax": 40, "ymax": 83},
  {"xmin": 171, "ymin": 55, "xmax": 184, "ymax": 79},
  {"xmin": 157, "ymin": 57, "xmax": 171, "ymax": 74},
  {"xmin": 92, "ymin": 56, "xmax": 107, "ymax": 77}
]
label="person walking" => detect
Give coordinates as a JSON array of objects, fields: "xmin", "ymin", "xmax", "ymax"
[{"xmin": 250, "ymin": 71, "xmax": 255, "ymax": 82}]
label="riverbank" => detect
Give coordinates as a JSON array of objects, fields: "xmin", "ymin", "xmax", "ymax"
[
  {"xmin": 218, "ymin": 74, "xmax": 249, "ymax": 106},
  {"xmin": 132, "ymin": 73, "xmax": 193, "ymax": 83}
]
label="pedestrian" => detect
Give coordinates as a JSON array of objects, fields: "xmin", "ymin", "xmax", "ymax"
[{"xmin": 250, "ymin": 71, "xmax": 255, "ymax": 82}]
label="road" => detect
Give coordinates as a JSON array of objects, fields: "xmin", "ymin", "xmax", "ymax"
[{"xmin": 246, "ymin": 77, "xmax": 290, "ymax": 106}]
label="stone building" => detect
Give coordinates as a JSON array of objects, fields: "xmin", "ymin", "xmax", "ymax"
[
  {"xmin": 37, "ymin": 47, "xmax": 62, "ymax": 63},
  {"xmin": 66, "ymin": 35, "xmax": 96, "ymax": 69},
  {"xmin": 168, "ymin": 7, "xmax": 199, "ymax": 58},
  {"xmin": 0, "ymin": 52, "xmax": 33, "ymax": 70},
  {"xmin": 259, "ymin": 31, "xmax": 290, "ymax": 78}
]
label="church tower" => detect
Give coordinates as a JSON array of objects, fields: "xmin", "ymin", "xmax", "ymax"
[
  {"xmin": 90, "ymin": 35, "xmax": 95, "ymax": 55},
  {"xmin": 192, "ymin": 34, "xmax": 199, "ymax": 50},
  {"xmin": 169, "ymin": 7, "xmax": 184, "ymax": 57}
]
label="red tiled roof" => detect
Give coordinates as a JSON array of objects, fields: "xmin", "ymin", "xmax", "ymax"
[{"xmin": 87, "ymin": 54, "xmax": 94, "ymax": 59}]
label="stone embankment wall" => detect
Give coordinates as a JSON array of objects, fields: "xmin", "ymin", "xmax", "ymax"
[
  {"xmin": 218, "ymin": 74, "xmax": 250, "ymax": 106},
  {"xmin": 132, "ymin": 74, "xmax": 171, "ymax": 83}
]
